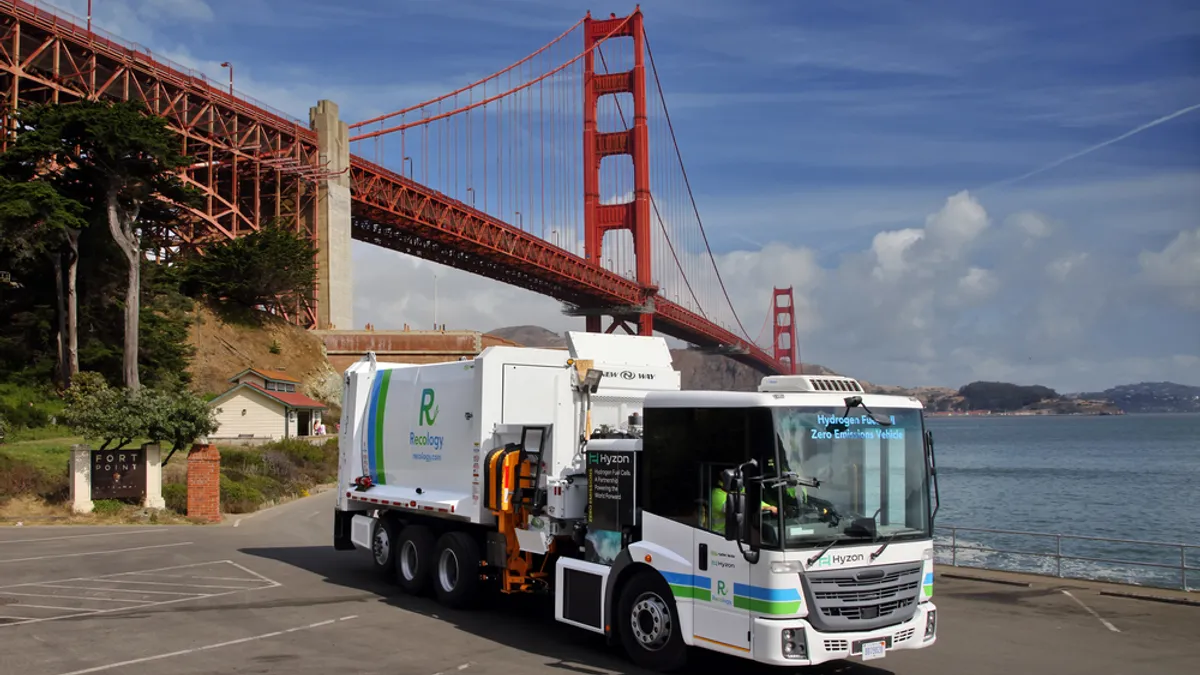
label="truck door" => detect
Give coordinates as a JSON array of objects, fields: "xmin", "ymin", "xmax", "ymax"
[{"xmin": 690, "ymin": 464, "xmax": 751, "ymax": 654}]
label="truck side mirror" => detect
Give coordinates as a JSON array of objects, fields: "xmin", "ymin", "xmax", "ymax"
[
  {"xmin": 720, "ymin": 467, "xmax": 737, "ymax": 493},
  {"xmin": 723, "ymin": 491, "xmax": 744, "ymax": 542}
]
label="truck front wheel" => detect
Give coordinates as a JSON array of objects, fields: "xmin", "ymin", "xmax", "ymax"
[
  {"xmin": 616, "ymin": 571, "xmax": 687, "ymax": 671},
  {"xmin": 395, "ymin": 525, "xmax": 435, "ymax": 595},
  {"xmin": 433, "ymin": 531, "xmax": 481, "ymax": 609}
]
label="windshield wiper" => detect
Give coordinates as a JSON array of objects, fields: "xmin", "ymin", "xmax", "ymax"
[
  {"xmin": 869, "ymin": 532, "xmax": 899, "ymax": 561},
  {"xmin": 806, "ymin": 536, "xmax": 841, "ymax": 568},
  {"xmin": 805, "ymin": 530, "xmax": 878, "ymax": 568},
  {"xmin": 826, "ymin": 395, "xmax": 893, "ymax": 433}
]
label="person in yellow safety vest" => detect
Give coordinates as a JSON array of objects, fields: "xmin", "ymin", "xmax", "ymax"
[{"xmin": 709, "ymin": 483, "xmax": 777, "ymax": 532}]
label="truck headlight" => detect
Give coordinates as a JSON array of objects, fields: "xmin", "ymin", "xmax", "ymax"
[
  {"xmin": 781, "ymin": 628, "xmax": 807, "ymax": 659},
  {"xmin": 924, "ymin": 609, "xmax": 937, "ymax": 640}
]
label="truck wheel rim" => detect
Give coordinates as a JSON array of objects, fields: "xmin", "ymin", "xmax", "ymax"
[
  {"xmin": 438, "ymin": 548, "xmax": 460, "ymax": 591},
  {"xmin": 630, "ymin": 592, "xmax": 672, "ymax": 651},
  {"xmin": 400, "ymin": 541, "xmax": 419, "ymax": 580},
  {"xmin": 373, "ymin": 527, "xmax": 390, "ymax": 566}
]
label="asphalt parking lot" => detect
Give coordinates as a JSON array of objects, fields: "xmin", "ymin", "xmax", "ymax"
[{"xmin": 1, "ymin": 492, "xmax": 1197, "ymax": 675}]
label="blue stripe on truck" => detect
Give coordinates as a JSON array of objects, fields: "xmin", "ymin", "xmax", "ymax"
[{"xmin": 366, "ymin": 373, "xmax": 382, "ymax": 480}]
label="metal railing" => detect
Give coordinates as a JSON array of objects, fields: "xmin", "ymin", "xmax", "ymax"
[{"xmin": 935, "ymin": 525, "xmax": 1199, "ymax": 592}]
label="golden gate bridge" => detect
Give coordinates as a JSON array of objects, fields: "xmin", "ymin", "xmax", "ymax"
[{"xmin": 0, "ymin": 0, "xmax": 798, "ymax": 374}]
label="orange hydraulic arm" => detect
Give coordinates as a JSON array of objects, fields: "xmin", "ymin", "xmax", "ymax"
[{"xmin": 484, "ymin": 436, "xmax": 555, "ymax": 593}]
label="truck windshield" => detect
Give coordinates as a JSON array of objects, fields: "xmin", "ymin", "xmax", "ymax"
[{"xmin": 759, "ymin": 406, "xmax": 931, "ymax": 551}]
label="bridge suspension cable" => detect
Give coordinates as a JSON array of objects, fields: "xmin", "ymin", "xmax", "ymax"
[
  {"xmin": 642, "ymin": 28, "xmax": 757, "ymax": 344},
  {"xmin": 344, "ymin": 9, "xmax": 781, "ymax": 369}
]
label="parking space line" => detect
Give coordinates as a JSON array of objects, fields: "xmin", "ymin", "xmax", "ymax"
[
  {"xmin": 126, "ymin": 574, "xmax": 266, "ymax": 583},
  {"xmin": 0, "ymin": 542, "xmax": 193, "ymax": 564},
  {"xmin": 8, "ymin": 604, "xmax": 94, "ymax": 613},
  {"xmin": 50, "ymin": 614, "xmax": 358, "ymax": 675},
  {"xmin": 0, "ymin": 530, "xmax": 166, "ymax": 545},
  {"xmin": 1062, "ymin": 590, "xmax": 1121, "ymax": 633},
  {"xmin": 0, "ymin": 591, "xmax": 146, "ymax": 603},
  {"xmin": 76, "ymin": 578, "xmax": 260, "ymax": 590},
  {"xmin": 0, "ymin": 559, "xmax": 266, "ymax": 589},
  {"xmin": 37, "ymin": 584, "xmax": 202, "ymax": 596},
  {"xmin": 0, "ymin": 560, "xmax": 281, "ymax": 628}
]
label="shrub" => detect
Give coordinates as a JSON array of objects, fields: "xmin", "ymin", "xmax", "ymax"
[
  {"xmin": 0, "ymin": 454, "xmax": 64, "ymax": 503},
  {"xmin": 162, "ymin": 483, "xmax": 188, "ymax": 514},
  {"xmin": 219, "ymin": 474, "xmax": 264, "ymax": 514},
  {"xmin": 92, "ymin": 499, "xmax": 124, "ymax": 516}
]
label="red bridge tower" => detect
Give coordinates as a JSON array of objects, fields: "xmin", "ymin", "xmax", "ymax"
[{"xmin": 582, "ymin": 9, "xmax": 655, "ymax": 336}]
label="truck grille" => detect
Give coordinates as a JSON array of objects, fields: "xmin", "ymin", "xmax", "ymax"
[{"xmin": 802, "ymin": 562, "xmax": 923, "ymax": 632}]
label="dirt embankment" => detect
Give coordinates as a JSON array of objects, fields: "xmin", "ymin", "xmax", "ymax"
[{"xmin": 186, "ymin": 306, "xmax": 340, "ymax": 409}]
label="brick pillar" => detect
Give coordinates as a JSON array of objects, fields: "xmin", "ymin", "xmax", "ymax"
[{"xmin": 187, "ymin": 443, "xmax": 222, "ymax": 522}]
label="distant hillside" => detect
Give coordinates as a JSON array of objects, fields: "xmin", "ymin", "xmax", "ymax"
[
  {"xmin": 488, "ymin": 325, "xmax": 836, "ymax": 392},
  {"xmin": 1077, "ymin": 382, "xmax": 1200, "ymax": 414},
  {"xmin": 488, "ymin": 326, "xmax": 567, "ymax": 349}
]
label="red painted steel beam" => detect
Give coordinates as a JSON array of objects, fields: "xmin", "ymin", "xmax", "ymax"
[{"xmin": 0, "ymin": 0, "xmax": 322, "ymax": 328}]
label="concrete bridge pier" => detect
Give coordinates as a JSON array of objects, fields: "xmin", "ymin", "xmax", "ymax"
[{"xmin": 310, "ymin": 100, "xmax": 353, "ymax": 331}]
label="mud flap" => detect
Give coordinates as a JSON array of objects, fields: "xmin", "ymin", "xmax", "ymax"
[{"xmin": 333, "ymin": 509, "xmax": 356, "ymax": 551}]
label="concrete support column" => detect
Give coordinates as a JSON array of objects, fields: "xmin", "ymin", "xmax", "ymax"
[
  {"xmin": 309, "ymin": 99, "xmax": 353, "ymax": 330},
  {"xmin": 142, "ymin": 442, "xmax": 166, "ymax": 510},
  {"xmin": 69, "ymin": 444, "xmax": 93, "ymax": 514}
]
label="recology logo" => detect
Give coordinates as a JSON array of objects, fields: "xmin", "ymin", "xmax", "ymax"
[
  {"xmin": 411, "ymin": 388, "xmax": 443, "ymax": 460},
  {"xmin": 419, "ymin": 388, "xmax": 440, "ymax": 426}
]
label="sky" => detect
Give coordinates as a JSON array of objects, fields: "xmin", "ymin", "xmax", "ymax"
[{"xmin": 53, "ymin": 0, "xmax": 1200, "ymax": 392}]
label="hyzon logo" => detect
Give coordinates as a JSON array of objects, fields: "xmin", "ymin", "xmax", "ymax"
[
  {"xmin": 419, "ymin": 388, "xmax": 440, "ymax": 426},
  {"xmin": 814, "ymin": 552, "xmax": 867, "ymax": 568}
]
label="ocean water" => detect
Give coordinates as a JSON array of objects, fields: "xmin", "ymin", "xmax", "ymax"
[{"xmin": 925, "ymin": 413, "xmax": 1200, "ymax": 590}]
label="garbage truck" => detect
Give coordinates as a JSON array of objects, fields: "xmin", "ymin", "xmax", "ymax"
[{"xmin": 333, "ymin": 331, "xmax": 940, "ymax": 670}]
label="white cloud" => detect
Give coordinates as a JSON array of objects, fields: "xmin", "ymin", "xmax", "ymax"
[
  {"xmin": 353, "ymin": 190, "xmax": 1200, "ymax": 392},
  {"xmin": 1137, "ymin": 227, "xmax": 1200, "ymax": 311}
]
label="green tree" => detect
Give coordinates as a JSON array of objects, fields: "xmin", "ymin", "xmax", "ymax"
[
  {"xmin": 181, "ymin": 221, "xmax": 317, "ymax": 315},
  {"xmin": 60, "ymin": 372, "xmax": 147, "ymax": 450},
  {"xmin": 142, "ymin": 384, "xmax": 220, "ymax": 464},
  {"xmin": 3, "ymin": 101, "xmax": 196, "ymax": 390},
  {"xmin": 0, "ymin": 177, "xmax": 88, "ymax": 386}
]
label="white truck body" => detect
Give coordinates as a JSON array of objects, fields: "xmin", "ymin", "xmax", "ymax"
[
  {"xmin": 334, "ymin": 332, "xmax": 938, "ymax": 669},
  {"xmin": 336, "ymin": 331, "xmax": 680, "ymax": 524}
]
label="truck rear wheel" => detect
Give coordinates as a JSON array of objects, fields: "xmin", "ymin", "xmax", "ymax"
[
  {"xmin": 616, "ymin": 571, "xmax": 687, "ymax": 672},
  {"xmin": 433, "ymin": 531, "xmax": 481, "ymax": 609},
  {"xmin": 371, "ymin": 518, "xmax": 398, "ymax": 580},
  {"xmin": 395, "ymin": 524, "xmax": 435, "ymax": 595}
]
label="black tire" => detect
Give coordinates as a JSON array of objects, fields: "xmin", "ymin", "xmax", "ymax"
[
  {"xmin": 616, "ymin": 571, "xmax": 688, "ymax": 671},
  {"xmin": 432, "ymin": 531, "xmax": 482, "ymax": 609},
  {"xmin": 370, "ymin": 518, "xmax": 398, "ymax": 580},
  {"xmin": 394, "ymin": 524, "xmax": 436, "ymax": 595}
]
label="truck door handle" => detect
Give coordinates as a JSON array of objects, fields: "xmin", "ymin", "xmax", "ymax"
[{"xmin": 698, "ymin": 543, "xmax": 708, "ymax": 570}]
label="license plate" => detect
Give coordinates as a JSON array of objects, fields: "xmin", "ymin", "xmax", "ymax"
[{"xmin": 861, "ymin": 640, "xmax": 887, "ymax": 661}]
